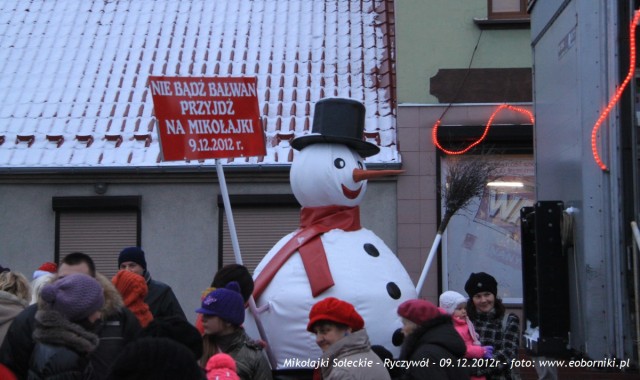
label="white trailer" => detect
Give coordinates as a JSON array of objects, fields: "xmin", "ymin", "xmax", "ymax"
[{"xmin": 529, "ymin": 0, "xmax": 638, "ymax": 364}]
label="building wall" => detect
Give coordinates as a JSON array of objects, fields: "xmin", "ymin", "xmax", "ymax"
[
  {"xmin": 394, "ymin": 0, "xmax": 533, "ymax": 301},
  {"xmin": 0, "ymin": 173, "xmax": 398, "ymax": 323},
  {"xmin": 395, "ymin": 0, "xmax": 532, "ymax": 104}
]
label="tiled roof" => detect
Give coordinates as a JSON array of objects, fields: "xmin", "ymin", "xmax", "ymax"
[{"xmin": 0, "ymin": 0, "xmax": 398, "ymax": 169}]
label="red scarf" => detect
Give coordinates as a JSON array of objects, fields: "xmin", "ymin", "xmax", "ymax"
[{"xmin": 253, "ymin": 206, "xmax": 361, "ymax": 299}]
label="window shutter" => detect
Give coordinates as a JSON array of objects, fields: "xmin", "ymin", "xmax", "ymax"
[
  {"xmin": 59, "ymin": 211, "xmax": 138, "ymax": 278},
  {"xmin": 221, "ymin": 207, "xmax": 300, "ymax": 274}
]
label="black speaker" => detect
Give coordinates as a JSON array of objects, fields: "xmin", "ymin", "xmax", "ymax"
[{"xmin": 520, "ymin": 201, "xmax": 571, "ymax": 357}]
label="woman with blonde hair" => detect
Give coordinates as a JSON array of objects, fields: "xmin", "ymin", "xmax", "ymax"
[{"xmin": 0, "ymin": 269, "xmax": 31, "ymax": 344}]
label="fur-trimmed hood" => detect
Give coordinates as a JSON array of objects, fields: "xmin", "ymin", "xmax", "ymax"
[
  {"xmin": 95, "ymin": 272, "xmax": 125, "ymax": 318},
  {"xmin": 37, "ymin": 272, "xmax": 124, "ymax": 319}
]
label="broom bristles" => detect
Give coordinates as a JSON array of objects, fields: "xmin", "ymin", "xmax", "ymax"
[{"xmin": 440, "ymin": 158, "xmax": 497, "ymax": 232}]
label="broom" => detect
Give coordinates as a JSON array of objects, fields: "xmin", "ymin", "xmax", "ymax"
[{"xmin": 415, "ymin": 158, "xmax": 497, "ymax": 295}]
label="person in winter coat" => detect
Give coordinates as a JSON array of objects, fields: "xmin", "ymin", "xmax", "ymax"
[
  {"xmin": 28, "ymin": 273, "xmax": 105, "ymax": 379},
  {"xmin": 137, "ymin": 315, "xmax": 204, "ymax": 361},
  {"xmin": 0, "ymin": 271, "xmax": 30, "ymax": 345},
  {"xmin": 0, "ymin": 252, "xmax": 141, "ymax": 380},
  {"xmin": 397, "ymin": 298, "xmax": 470, "ymax": 380},
  {"xmin": 106, "ymin": 337, "xmax": 204, "ymax": 380},
  {"xmin": 196, "ymin": 264, "xmax": 254, "ymax": 335},
  {"xmin": 112, "ymin": 270, "xmax": 153, "ymax": 328},
  {"xmin": 307, "ymin": 297, "xmax": 390, "ymax": 380},
  {"xmin": 118, "ymin": 247, "xmax": 186, "ymax": 320},
  {"xmin": 465, "ymin": 272, "xmax": 520, "ymax": 380},
  {"xmin": 440, "ymin": 290, "xmax": 493, "ymax": 380},
  {"xmin": 197, "ymin": 281, "xmax": 272, "ymax": 380}
]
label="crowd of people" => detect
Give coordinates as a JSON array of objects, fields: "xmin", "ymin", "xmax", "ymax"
[{"xmin": 0, "ymin": 249, "xmax": 522, "ymax": 380}]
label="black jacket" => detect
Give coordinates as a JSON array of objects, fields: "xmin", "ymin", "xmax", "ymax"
[
  {"xmin": 143, "ymin": 271, "xmax": 186, "ymax": 320},
  {"xmin": 399, "ymin": 315, "xmax": 470, "ymax": 380},
  {"xmin": 0, "ymin": 274, "xmax": 141, "ymax": 380},
  {"xmin": 28, "ymin": 343, "xmax": 93, "ymax": 380}
]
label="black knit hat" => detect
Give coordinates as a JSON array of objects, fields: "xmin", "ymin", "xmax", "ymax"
[
  {"xmin": 0, "ymin": 265, "xmax": 9, "ymax": 273},
  {"xmin": 118, "ymin": 247, "xmax": 147, "ymax": 270},
  {"xmin": 464, "ymin": 272, "xmax": 498, "ymax": 298},
  {"xmin": 211, "ymin": 264, "xmax": 254, "ymax": 302},
  {"xmin": 106, "ymin": 337, "xmax": 203, "ymax": 380}
]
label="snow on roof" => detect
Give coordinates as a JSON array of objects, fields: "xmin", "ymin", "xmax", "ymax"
[{"xmin": 0, "ymin": 0, "xmax": 398, "ymax": 169}]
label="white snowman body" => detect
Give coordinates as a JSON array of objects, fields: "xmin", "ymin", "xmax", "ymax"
[{"xmin": 247, "ymin": 143, "xmax": 417, "ymax": 369}]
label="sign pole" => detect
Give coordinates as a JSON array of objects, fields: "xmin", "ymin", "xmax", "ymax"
[
  {"xmin": 215, "ymin": 159, "xmax": 277, "ymax": 368},
  {"xmin": 150, "ymin": 76, "xmax": 272, "ymax": 366}
]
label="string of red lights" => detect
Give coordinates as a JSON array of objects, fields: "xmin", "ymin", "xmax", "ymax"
[
  {"xmin": 432, "ymin": 104, "xmax": 535, "ymax": 155},
  {"xmin": 590, "ymin": 9, "xmax": 640, "ymax": 171}
]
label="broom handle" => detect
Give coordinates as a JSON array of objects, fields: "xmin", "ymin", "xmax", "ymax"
[{"xmin": 415, "ymin": 233, "xmax": 442, "ymax": 295}]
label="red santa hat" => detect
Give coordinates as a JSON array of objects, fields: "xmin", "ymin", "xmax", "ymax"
[{"xmin": 33, "ymin": 262, "xmax": 57, "ymax": 279}]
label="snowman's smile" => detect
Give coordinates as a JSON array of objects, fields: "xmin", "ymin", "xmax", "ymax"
[{"xmin": 341, "ymin": 184, "xmax": 362, "ymax": 199}]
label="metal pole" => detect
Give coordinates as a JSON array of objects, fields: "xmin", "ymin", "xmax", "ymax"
[{"xmin": 215, "ymin": 159, "xmax": 277, "ymax": 368}]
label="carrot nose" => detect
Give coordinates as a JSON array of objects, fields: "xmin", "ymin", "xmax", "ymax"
[{"xmin": 353, "ymin": 168, "xmax": 404, "ymax": 182}]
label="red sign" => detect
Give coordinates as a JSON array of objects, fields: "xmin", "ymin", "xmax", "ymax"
[{"xmin": 149, "ymin": 76, "xmax": 266, "ymax": 161}]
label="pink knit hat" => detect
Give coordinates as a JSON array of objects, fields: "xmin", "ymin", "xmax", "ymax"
[{"xmin": 206, "ymin": 353, "xmax": 239, "ymax": 380}]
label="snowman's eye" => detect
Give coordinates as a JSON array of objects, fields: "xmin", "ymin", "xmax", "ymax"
[
  {"xmin": 334, "ymin": 158, "xmax": 346, "ymax": 169},
  {"xmin": 357, "ymin": 161, "xmax": 364, "ymax": 169}
]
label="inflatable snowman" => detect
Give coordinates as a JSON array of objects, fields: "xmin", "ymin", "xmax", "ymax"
[{"xmin": 248, "ymin": 98, "xmax": 417, "ymax": 369}]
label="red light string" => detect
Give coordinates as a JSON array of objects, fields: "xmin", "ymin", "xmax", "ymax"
[
  {"xmin": 432, "ymin": 104, "xmax": 535, "ymax": 155},
  {"xmin": 591, "ymin": 9, "xmax": 640, "ymax": 171}
]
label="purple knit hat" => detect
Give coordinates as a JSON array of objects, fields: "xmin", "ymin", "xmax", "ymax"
[
  {"xmin": 40, "ymin": 273, "xmax": 104, "ymax": 322},
  {"xmin": 195, "ymin": 281, "xmax": 244, "ymax": 326}
]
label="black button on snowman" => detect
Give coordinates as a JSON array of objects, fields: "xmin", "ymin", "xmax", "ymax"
[{"xmin": 248, "ymin": 98, "xmax": 417, "ymax": 369}]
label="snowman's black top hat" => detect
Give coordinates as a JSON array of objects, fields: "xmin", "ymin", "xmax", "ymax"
[{"xmin": 291, "ymin": 98, "xmax": 380, "ymax": 157}]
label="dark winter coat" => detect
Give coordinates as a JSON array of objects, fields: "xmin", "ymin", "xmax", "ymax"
[
  {"xmin": 0, "ymin": 274, "xmax": 141, "ymax": 380},
  {"xmin": 28, "ymin": 309, "xmax": 99, "ymax": 380},
  {"xmin": 399, "ymin": 315, "xmax": 470, "ymax": 380},
  {"xmin": 206, "ymin": 328, "xmax": 272, "ymax": 380},
  {"xmin": 143, "ymin": 271, "xmax": 186, "ymax": 320}
]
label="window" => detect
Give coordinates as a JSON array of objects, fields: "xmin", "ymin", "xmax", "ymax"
[
  {"xmin": 219, "ymin": 195, "xmax": 300, "ymax": 274},
  {"xmin": 488, "ymin": 0, "xmax": 529, "ymax": 20},
  {"xmin": 440, "ymin": 155, "xmax": 534, "ymax": 303},
  {"xmin": 53, "ymin": 196, "xmax": 141, "ymax": 278}
]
